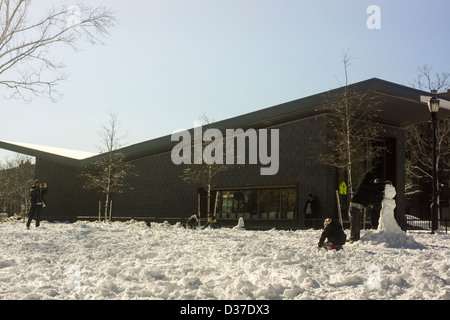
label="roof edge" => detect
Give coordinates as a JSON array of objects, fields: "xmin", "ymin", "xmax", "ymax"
[{"xmin": 0, "ymin": 141, "xmax": 96, "ymax": 167}]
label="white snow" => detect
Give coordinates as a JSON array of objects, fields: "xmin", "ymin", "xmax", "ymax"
[{"xmin": 0, "ymin": 219, "xmax": 449, "ymax": 300}]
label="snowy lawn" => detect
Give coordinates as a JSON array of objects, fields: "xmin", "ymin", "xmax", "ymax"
[{"xmin": 0, "ymin": 220, "xmax": 449, "ymax": 300}]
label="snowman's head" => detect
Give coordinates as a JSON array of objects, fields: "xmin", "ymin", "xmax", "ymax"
[{"xmin": 384, "ymin": 183, "xmax": 396, "ymax": 199}]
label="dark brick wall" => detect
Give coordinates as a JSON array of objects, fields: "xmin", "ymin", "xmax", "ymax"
[
  {"xmin": 203, "ymin": 115, "xmax": 335, "ymax": 227},
  {"xmin": 35, "ymin": 159, "xmax": 98, "ymax": 221},
  {"xmin": 112, "ymin": 152, "xmax": 197, "ymax": 219},
  {"xmin": 36, "ymin": 113, "xmax": 406, "ymax": 229},
  {"xmin": 109, "ymin": 114, "xmax": 333, "ymax": 225}
]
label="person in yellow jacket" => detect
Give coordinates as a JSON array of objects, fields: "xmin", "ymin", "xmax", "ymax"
[{"xmin": 202, "ymin": 214, "xmax": 221, "ymax": 229}]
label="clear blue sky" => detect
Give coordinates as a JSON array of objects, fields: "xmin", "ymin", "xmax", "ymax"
[{"xmin": 1, "ymin": 0, "xmax": 449, "ymax": 159}]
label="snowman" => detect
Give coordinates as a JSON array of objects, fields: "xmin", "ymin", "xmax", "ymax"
[
  {"xmin": 364, "ymin": 182, "xmax": 421, "ymax": 248},
  {"xmin": 377, "ymin": 182, "xmax": 403, "ymax": 234}
]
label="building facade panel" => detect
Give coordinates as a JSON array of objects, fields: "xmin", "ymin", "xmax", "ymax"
[
  {"xmin": 19, "ymin": 78, "xmax": 427, "ymax": 229},
  {"xmin": 35, "ymin": 113, "xmax": 406, "ymax": 230}
]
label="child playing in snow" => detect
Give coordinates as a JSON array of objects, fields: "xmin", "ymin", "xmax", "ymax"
[
  {"xmin": 318, "ymin": 218, "xmax": 346, "ymax": 251},
  {"xmin": 202, "ymin": 214, "xmax": 221, "ymax": 229},
  {"xmin": 185, "ymin": 215, "xmax": 198, "ymax": 229}
]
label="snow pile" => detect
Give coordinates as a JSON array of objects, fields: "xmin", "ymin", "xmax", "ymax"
[
  {"xmin": 363, "ymin": 184, "xmax": 423, "ymax": 249},
  {"xmin": 233, "ymin": 217, "xmax": 245, "ymax": 229},
  {"xmin": 0, "ymin": 220, "xmax": 449, "ymax": 300},
  {"xmin": 150, "ymin": 220, "xmax": 173, "ymax": 228},
  {"xmin": 0, "ymin": 213, "xmax": 25, "ymax": 223}
]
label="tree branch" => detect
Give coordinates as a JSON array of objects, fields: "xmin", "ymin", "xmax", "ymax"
[{"xmin": 0, "ymin": 0, "xmax": 117, "ymax": 102}]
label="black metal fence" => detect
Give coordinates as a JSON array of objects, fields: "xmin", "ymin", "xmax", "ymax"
[{"xmin": 405, "ymin": 216, "xmax": 449, "ymax": 233}]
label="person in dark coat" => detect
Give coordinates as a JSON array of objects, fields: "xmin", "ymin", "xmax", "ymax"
[
  {"xmin": 303, "ymin": 194, "xmax": 319, "ymax": 229},
  {"xmin": 27, "ymin": 179, "xmax": 47, "ymax": 229},
  {"xmin": 369, "ymin": 180, "xmax": 385, "ymax": 229},
  {"xmin": 318, "ymin": 218, "xmax": 346, "ymax": 251},
  {"xmin": 349, "ymin": 172, "xmax": 385, "ymax": 242}
]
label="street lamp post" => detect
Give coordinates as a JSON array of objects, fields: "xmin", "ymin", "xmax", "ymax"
[{"xmin": 428, "ymin": 96, "xmax": 440, "ymax": 234}]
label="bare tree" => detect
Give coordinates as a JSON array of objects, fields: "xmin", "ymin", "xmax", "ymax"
[
  {"xmin": 96, "ymin": 111, "xmax": 126, "ymax": 154},
  {"xmin": 0, "ymin": 153, "xmax": 34, "ymax": 218},
  {"xmin": 181, "ymin": 113, "xmax": 238, "ymax": 217},
  {"xmin": 0, "ymin": 0, "xmax": 117, "ymax": 102},
  {"xmin": 405, "ymin": 121, "xmax": 450, "ymax": 196},
  {"xmin": 79, "ymin": 112, "xmax": 134, "ymax": 222},
  {"xmin": 317, "ymin": 51, "xmax": 384, "ymax": 199},
  {"xmin": 412, "ymin": 64, "xmax": 450, "ymax": 93},
  {"xmin": 406, "ymin": 65, "xmax": 450, "ymax": 196}
]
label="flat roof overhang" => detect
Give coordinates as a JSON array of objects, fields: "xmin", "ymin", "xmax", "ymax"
[
  {"xmin": 117, "ymin": 78, "xmax": 450, "ymax": 161},
  {"xmin": 0, "ymin": 141, "xmax": 97, "ymax": 167}
]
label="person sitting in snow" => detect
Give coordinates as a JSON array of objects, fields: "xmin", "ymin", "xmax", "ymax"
[
  {"xmin": 185, "ymin": 214, "xmax": 198, "ymax": 229},
  {"xmin": 202, "ymin": 214, "xmax": 221, "ymax": 229},
  {"xmin": 318, "ymin": 218, "xmax": 346, "ymax": 251}
]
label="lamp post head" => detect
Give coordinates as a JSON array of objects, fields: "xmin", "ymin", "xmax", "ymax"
[{"xmin": 428, "ymin": 97, "xmax": 440, "ymax": 113}]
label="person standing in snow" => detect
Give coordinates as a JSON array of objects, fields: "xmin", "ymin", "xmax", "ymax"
[
  {"xmin": 349, "ymin": 172, "xmax": 384, "ymax": 242},
  {"xmin": 303, "ymin": 194, "xmax": 319, "ymax": 229},
  {"xmin": 318, "ymin": 218, "xmax": 346, "ymax": 251},
  {"xmin": 369, "ymin": 179, "xmax": 385, "ymax": 229},
  {"xmin": 27, "ymin": 179, "xmax": 47, "ymax": 229}
]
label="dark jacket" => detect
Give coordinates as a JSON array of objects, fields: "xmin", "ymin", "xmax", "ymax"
[
  {"xmin": 186, "ymin": 215, "xmax": 198, "ymax": 229},
  {"xmin": 202, "ymin": 215, "xmax": 221, "ymax": 229},
  {"xmin": 303, "ymin": 198, "xmax": 319, "ymax": 216},
  {"xmin": 318, "ymin": 220, "xmax": 346, "ymax": 248},
  {"xmin": 30, "ymin": 185, "xmax": 47, "ymax": 206},
  {"xmin": 351, "ymin": 172, "xmax": 383, "ymax": 207}
]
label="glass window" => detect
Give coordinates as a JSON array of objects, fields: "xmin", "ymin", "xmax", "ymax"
[
  {"xmin": 259, "ymin": 189, "xmax": 280, "ymax": 220},
  {"xmin": 242, "ymin": 189, "xmax": 258, "ymax": 220},
  {"xmin": 218, "ymin": 191, "xmax": 234, "ymax": 219},
  {"xmin": 217, "ymin": 189, "xmax": 258, "ymax": 219},
  {"xmin": 216, "ymin": 185, "xmax": 296, "ymax": 220},
  {"xmin": 281, "ymin": 188, "xmax": 296, "ymax": 220}
]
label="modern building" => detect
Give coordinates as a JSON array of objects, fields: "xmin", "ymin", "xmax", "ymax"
[{"xmin": 2, "ymin": 78, "xmax": 450, "ymax": 229}]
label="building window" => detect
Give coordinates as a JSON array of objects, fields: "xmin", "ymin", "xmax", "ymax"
[
  {"xmin": 215, "ymin": 185, "xmax": 297, "ymax": 220},
  {"xmin": 281, "ymin": 188, "xmax": 296, "ymax": 220}
]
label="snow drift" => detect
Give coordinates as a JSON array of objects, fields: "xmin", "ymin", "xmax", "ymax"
[{"xmin": 0, "ymin": 219, "xmax": 449, "ymax": 300}]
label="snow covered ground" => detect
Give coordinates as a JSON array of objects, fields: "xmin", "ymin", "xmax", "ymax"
[{"xmin": 0, "ymin": 220, "xmax": 449, "ymax": 300}]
